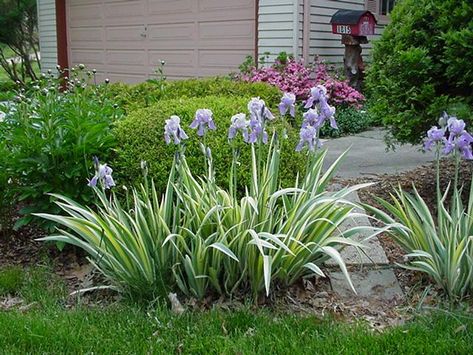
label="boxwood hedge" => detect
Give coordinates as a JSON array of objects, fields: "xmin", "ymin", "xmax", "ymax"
[
  {"xmin": 113, "ymin": 96, "xmax": 306, "ymax": 193},
  {"xmin": 106, "ymin": 77, "xmax": 282, "ymax": 113}
]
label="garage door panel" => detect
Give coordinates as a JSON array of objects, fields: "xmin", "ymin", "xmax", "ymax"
[
  {"xmin": 199, "ymin": 20, "xmax": 254, "ymax": 42},
  {"xmin": 70, "ymin": 49, "xmax": 105, "ymax": 65},
  {"xmin": 105, "ymin": 26, "xmax": 146, "ymax": 42},
  {"xmin": 147, "ymin": 23, "xmax": 195, "ymax": 41},
  {"xmin": 106, "ymin": 50, "xmax": 147, "ymax": 66},
  {"xmin": 148, "ymin": 50, "xmax": 195, "ymax": 67},
  {"xmin": 68, "ymin": 4, "xmax": 103, "ymax": 28},
  {"xmin": 147, "ymin": 0, "xmax": 194, "ymax": 16},
  {"xmin": 104, "ymin": 0, "xmax": 145, "ymax": 18},
  {"xmin": 69, "ymin": 27, "xmax": 104, "ymax": 49},
  {"xmin": 199, "ymin": 0, "xmax": 254, "ymax": 20},
  {"xmin": 199, "ymin": 50, "xmax": 250, "ymax": 69}
]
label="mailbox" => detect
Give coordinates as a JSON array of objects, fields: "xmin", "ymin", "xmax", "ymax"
[
  {"xmin": 329, "ymin": 10, "xmax": 377, "ymax": 92},
  {"xmin": 330, "ymin": 10, "xmax": 377, "ymax": 37}
]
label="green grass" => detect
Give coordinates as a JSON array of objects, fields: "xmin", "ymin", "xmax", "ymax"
[{"xmin": 0, "ymin": 267, "xmax": 472, "ymax": 354}]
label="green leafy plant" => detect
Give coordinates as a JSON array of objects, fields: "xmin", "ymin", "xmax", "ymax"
[
  {"xmin": 366, "ymin": 0, "xmax": 473, "ymax": 144},
  {"xmin": 319, "ymin": 106, "xmax": 372, "ymax": 138},
  {"xmin": 0, "ymin": 66, "xmax": 122, "ymax": 230},
  {"xmin": 366, "ymin": 114, "xmax": 473, "ymax": 300}
]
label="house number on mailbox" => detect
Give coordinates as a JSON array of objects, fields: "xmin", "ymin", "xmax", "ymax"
[{"xmin": 336, "ymin": 25, "xmax": 352, "ymax": 34}]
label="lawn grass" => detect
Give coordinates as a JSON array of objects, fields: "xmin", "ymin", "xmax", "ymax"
[{"xmin": 0, "ymin": 266, "xmax": 471, "ymax": 354}]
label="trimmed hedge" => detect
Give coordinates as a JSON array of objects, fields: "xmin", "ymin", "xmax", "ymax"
[
  {"xmin": 106, "ymin": 77, "xmax": 282, "ymax": 113},
  {"xmin": 113, "ymin": 96, "xmax": 306, "ymax": 193},
  {"xmin": 366, "ymin": 0, "xmax": 473, "ymax": 144}
]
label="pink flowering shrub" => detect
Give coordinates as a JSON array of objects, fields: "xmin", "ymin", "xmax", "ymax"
[{"xmin": 240, "ymin": 58, "xmax": 364, "ymax": 108}]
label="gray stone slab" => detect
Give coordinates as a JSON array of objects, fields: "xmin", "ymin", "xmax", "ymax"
[
  {"xmin": 325, "ymin": 189, "xmax": 389, "ymax": 266},
  {"xmin": 330, "ymin": 269, "xmax": 403, "ymax": 301}
]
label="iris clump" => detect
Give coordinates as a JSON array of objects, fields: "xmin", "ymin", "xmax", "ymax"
[
  {"xmin": 367, "ymin": 112, "xmax": 473, "ymax": 301},
  {"xmin": 36, "ymin": 87, "xmax": 378, "ymax": 302}
]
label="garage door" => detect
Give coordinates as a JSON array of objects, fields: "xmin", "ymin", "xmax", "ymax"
[{"xmin": 66, "ymin": 0, "xmax": 256, "ymax": 82}]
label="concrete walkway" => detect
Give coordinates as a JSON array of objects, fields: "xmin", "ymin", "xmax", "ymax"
[
  {"xmin": 322, "ymin": 129, "xmax": 430, "ymax": 301},
  {"xmin": 323, "ymin": 128, "xmax": 433, "ymax": 178}
]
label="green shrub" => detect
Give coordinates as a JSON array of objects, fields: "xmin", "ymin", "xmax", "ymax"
[
  {"xmin": 0, "ymin": 81, "xmax": 15, "ymax": 101},
  {"xmin": 106, "ymin": 77, "xmax": 282, "ymax": 113},
  {"xmin": 366, "ymin": 0, "xmax": 473, "ymax": 144},
  {"xmin": 114, "ymin": 96, "xmax": 305, "ymax": 194},
  {"xmin": 0, "ymin": 69, "xmax": 122, "ymax": 230},
  {"xmin": 319, "ymin": 106, "xmax": 373, "ymax": 138},
  {"xmin": 0, "ymin": 265, "xmax": 24, "ymax": 296}
]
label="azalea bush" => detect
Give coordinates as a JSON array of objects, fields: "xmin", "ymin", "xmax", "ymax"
[
  {"xmin": 38, "ymin": 87, "xmax": 378, "ymax": 301},
  {"xmin": 0, "ymin": 65, "xmax": 122, "ymax": 230},
  {"xmin": 239, "ymin": 56, "xmax": 364, "ymax": 108},
  {"xmin": 366, "ymin": 113, "xmax": 473, "ymax": 301}
]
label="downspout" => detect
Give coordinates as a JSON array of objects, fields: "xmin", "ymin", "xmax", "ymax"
[
  {"xmin": 292, "ymin": 0, "xmax": 300, "ymax": 57},
  {"xmin": 302, "ymin": 0, "xmax": 311, "ymax": 62}
]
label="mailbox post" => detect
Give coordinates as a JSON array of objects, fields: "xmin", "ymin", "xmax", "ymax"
[{"xmin": 330, "ymin": 10, "xmax": 377, "ymax": 91}]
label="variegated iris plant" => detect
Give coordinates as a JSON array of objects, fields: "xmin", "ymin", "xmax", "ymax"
[
  {"xmin": 366, "ymin": 113, "xmax": 473, "ymax": 301},
  {"xmin": 36, "ymin": 87, "xmax": 377, "ymax": 301}
]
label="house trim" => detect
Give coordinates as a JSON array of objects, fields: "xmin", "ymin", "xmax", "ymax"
[
  {"xmin": 255, "ymin": 0, "xmax": 259, "ymax": 64},
  {"xmin": 55, "ymin": 0, "xmax": 68, "ymax": 69}
]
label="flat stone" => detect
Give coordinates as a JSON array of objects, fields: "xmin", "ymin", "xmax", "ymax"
[
  {"xmin": 329, "ymin": 269, "xmax": 403, "ymax": 301},
  {"xmin": 325, "ymin": 189, "xmax": 389, "ymax": 266}
]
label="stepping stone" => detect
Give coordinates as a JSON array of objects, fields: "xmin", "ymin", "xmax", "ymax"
[
  {"xmin": 329, "ymin": 269, "xmax": 403, "ymax": 301},
  {"xmin": 325, "ymin": 190, "xmax": 389, "ymax": 265}
]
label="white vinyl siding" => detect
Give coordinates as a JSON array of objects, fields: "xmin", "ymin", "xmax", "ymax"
[
  {"xmin": 258, "ymin": 0, "xmax": 300, "ymax": 63},
  {"xmin": 37, "ymin": 0, "xmax": 58, "ymax": 72},
  {"xmin": 309, "ymin": 0, "xmax": 384, "ymax": 64}
]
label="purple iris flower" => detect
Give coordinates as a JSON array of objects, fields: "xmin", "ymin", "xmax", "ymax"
[
  {"xmin": 295, "ymin": 125, "xmax": 320, "ymax": 152},
  {"xmin": 88, "ymin": 157, "xmax": 115, "ymax": 189},
  {"xmin": 320, "ymin": 101, "xmax": 337, "ymax": 129},
  {"xmin": 456, "ymin": 132, "xmax": 473, "ymax": 160},
  {"xmin": 304, "ymin": 85, "xmax": 328, "ymax": 109},
  {"xmin": 302, "ymin": 108, "xmax": 319, "ymax": 128},
  {"xmin": 164, "ymin": 115, "xmax": 189, "ymax": 145},
  {"xmin": 248, "ymin": 97, "xmax": 274, "ymax": 121},
  {"xmin": 190, "ymin": 109, "xmax": 216, "ymax": 136},
  {"xmin": 228, "ymin": 113, "xmax": 250, "ymax": 142},
  {"xmin": 278, "ymin": 92, "xmax": 296, "ymax": 117},
  {"xmin": 447, "ymin": 117, "xmax": 465, "ymax": 136},
  {"xmin": 423, "ymin": 126, "xmax": 445, "ymax": 151},
  {"xmin": 248, "ymin": 118, "xmax": 268, "ymax": 144}
]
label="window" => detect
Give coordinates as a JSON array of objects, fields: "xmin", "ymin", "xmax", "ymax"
[
  {"xmin": 366, "ymin": 0, "xmax": 396, "ymax": 23},
  {"xmin": 380, "ymin": 0, "xmax": 396, "ymax": 16}
]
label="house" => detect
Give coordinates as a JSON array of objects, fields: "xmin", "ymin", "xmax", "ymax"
[{"xmin": 37, "ymin": 0, "xmax": 395, "ymax": 82}]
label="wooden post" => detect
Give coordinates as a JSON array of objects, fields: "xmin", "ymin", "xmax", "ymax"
[{"xmin": 341, "ymin": 35, "xmax": 367, "ymax": 92}]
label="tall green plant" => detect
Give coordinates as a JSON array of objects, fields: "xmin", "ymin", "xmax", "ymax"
[
  {"xmin": 366, "ymin": 114, "xmax": 473, "ymax": 300},
  {"xmin": 0, "ymin": 66, "xmax": 122, "ymax": 230}
]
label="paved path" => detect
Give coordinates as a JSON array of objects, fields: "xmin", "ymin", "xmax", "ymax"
[
  {"xmin": 323, "ymin": 128, "xmax": 433, "ymax": 178},
  {"xmin": 326, "ymin": 189, "xmax": 403, "ymax": 301}
]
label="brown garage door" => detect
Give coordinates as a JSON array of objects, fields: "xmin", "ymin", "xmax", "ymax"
[{"xmin": 66, "ymin": 0, "xmax": 256, "ymax": 82}]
